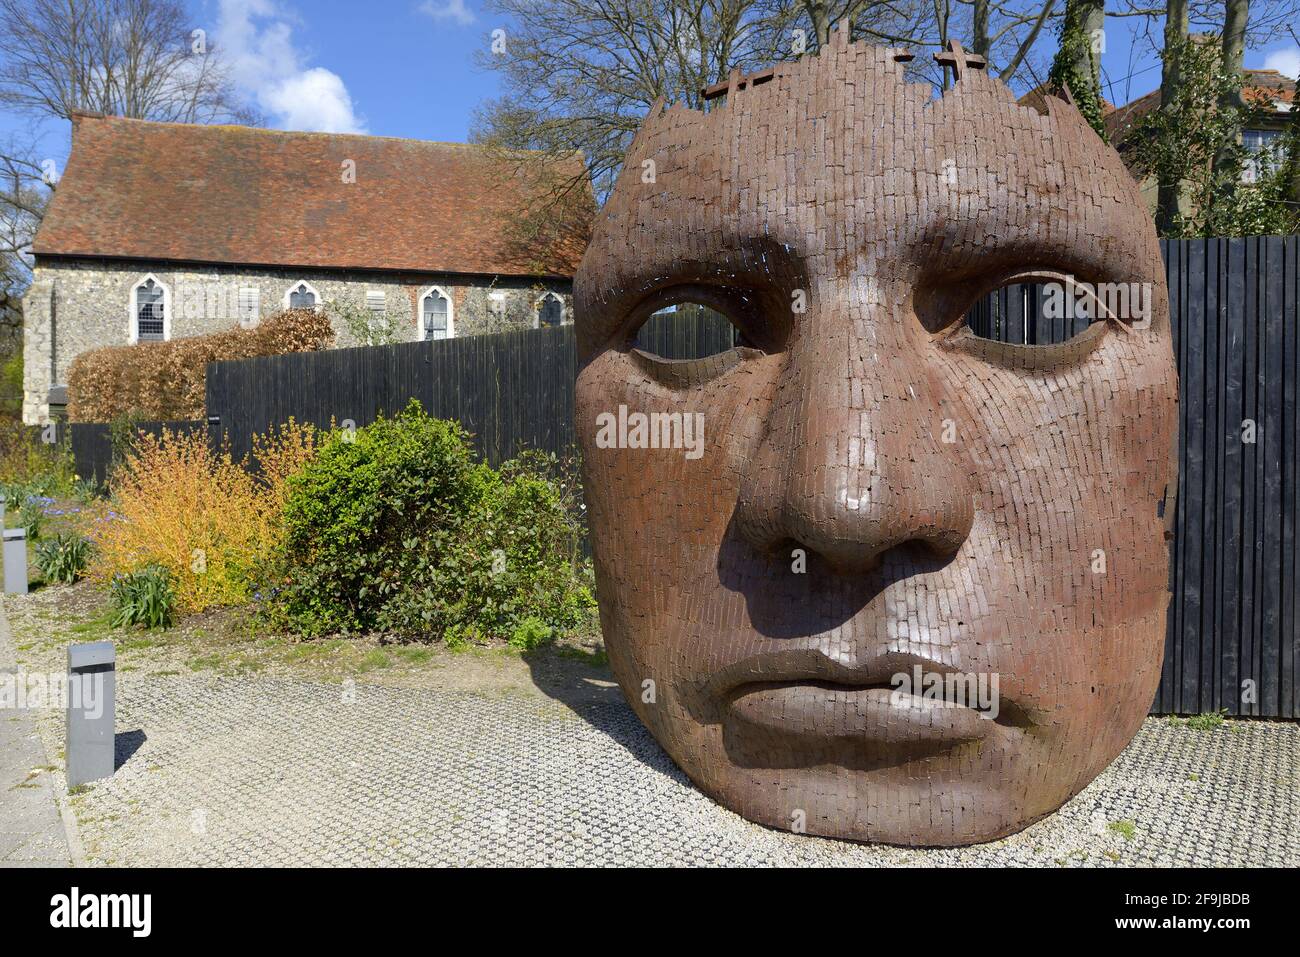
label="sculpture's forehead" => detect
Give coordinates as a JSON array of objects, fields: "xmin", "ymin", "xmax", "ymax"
[
  {"xmin": 586, "ymin": 53, "xmax": 1157, "ymax": 297},
  {"xmin": 644, "ymin": 75, "xmax": 1116, "ymax": 192}
]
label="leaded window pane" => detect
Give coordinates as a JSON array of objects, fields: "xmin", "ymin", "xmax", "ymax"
[
  {"xmin": 136, "ymin": 279, "xmax": 164, "ymax": 340},
  {"xmin": 539, "ymin": 296, "xmax": 562, "ymax": 327},
  {"xmin": 289, "ymin": 284, "xmax": 316, "ymax": 309},
  {"xmin": 424, "ymin": 293, "xmax": 448, "ymax": 341}
]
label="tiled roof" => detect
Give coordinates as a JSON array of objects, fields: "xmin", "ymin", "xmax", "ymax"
[{"xmin": 34, "ymin": 113, "xmax": 590, "ymax": 278}]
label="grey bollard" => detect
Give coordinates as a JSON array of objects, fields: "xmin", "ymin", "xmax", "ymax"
[
  {"xmin": 66, "ymin": 641, "xmax": 116, "ymax": 788},
  {"xmin": 3, "ymin": 526, "xmax": 27, "ymax": 594}
]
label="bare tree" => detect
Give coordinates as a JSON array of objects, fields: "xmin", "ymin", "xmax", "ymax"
[
  {"xmin": 0, "ymin": 0, "xmax": 259, "ymax": 392},
  {"xmin": 1047, "ymin": 0, "xmax": 1106, "ymax": 134},
  {"xmin": 474, "ymin": 0, "xmax": 1064, "ymax": 209},
  {"xmin": 473, "ymin": 0, "xmax": 798, "ymax": 205},
  {"xmin": 959, "ymin": 0, "xmax": 1058, "ymax": 83},
  {"xmin": 0, "ymin": 0, "xmax": 256, "ymax": 123},
  {"xmin": 1154, "ymin": 0, "xmax": 1191, "ymax": 233},
  {"xmin": 0, "ymin": 135, "xmax": 50, "ymax": 348}
]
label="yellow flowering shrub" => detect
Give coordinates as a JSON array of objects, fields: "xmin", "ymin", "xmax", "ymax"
[{"xmin": 83, "ymin": 420, "xmax": 317, "ymax": 613}]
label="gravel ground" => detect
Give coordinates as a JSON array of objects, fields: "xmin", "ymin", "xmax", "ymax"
[{"xmin": 29, "ymin": 671, "xmax": 1299, "ymax": 867}]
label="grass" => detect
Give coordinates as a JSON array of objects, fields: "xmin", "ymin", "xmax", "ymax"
[
  {"xmin": 1168, "ymin": 709, "xmax": 1229, "ymax": 731},
  {"xmin": 187, "ymin": 654, "xmax": 224, "ymax": 672},
  {"xmin": 5, "ymin": 573, "xmax": 613, "ymax": 700},
  {"xmin": 357, "ymin": 649, "xmax": 392, "ymax": 673},
  {"xmin": 69, "ymin": 614, "xmax": 115, "ymax": 637},
  {"xmin": 1108, "ymin": 819, "xmax": 1137, "ymax": 841}
]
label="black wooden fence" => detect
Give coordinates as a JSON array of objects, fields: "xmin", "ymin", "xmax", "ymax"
[
  {"xmin": 205, "ymin": 306, "xmax": 734, "ymax": 466},
  {"xmin": 71, "ymin": 238, "xmax": 1300, "ymax": 717},
  {"xmin": 1158, "ymin": 236, "xmax": 1298, "ymax": 719},
  {"xmin": 68, "ymin": 419, "xmax": 206, "ymax": 487}
]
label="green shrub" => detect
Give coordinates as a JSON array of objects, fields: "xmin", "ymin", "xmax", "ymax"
[
  {"xmin": 508, "ymin": 615, "xmax": 554, "ymax": 650},
  {"xmin": 109, "ymin": 565, "xmax": 176, "ymax": 629},
  {"xmin": 35, "ymin": 533, "xmax": 91, "ymax": 584},
  {"xmin": 263, "ymin": 400, "xmax": 593, "ymax": 641}
]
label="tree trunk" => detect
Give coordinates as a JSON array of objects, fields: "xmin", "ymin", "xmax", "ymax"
[
  {"xmin": 1048, "ymin": 0, "xmax": 1107, "ymax": 136},
  {"xmin": 803, "ymin": 1, "xmax": 832, "ymax": 47},
  {"xmin": 1156, "ymin": 0, "xmax": 1190, "ymax": 235},
  {"xmin": 1056, "ymin": 0, "xmax": 1105, "ymax": 88},
  {"xmin": 972, "ymin": 0, "xmax": 989, "ymax": 59},
  {"xmin": 1211, "ymin": 0, "xmax": 1250, "ymax": 195}
]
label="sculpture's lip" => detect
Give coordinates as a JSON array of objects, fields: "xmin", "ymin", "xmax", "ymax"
[
  {"xmin": 706, "ymin": 649, "xmax": 964, "ymax": 697},
  {"xmin": 705, "ymin": 649, "xmax": 1030, "ymax": 729},
  {"xmin": 725, "ymin": 683, "xmax": 996, "ymax": 747}
]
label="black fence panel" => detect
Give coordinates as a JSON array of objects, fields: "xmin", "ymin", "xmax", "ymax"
[
  {"xmin": 207, "ymin": 306, "xmax": 737, "ymax": 468},
  {"xmin": 1154, "ymin": 236, "xmax": 1300, "ymax": 718},
  {"xmin": 69, "ymin": 420, "xmax": 205, "ymax": 487},
  {"xmin": 207, "ymin": 323, "xmax": 580, "ymax": 467},
  {"xmin": 634, "ymin": 304, "xmax": 737, "ymax": 358}
]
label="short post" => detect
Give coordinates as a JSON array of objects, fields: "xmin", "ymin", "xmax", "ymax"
[
  {"xmin": 3, "ymin": 526, "xmax": 27, "ymax": 594},
  {"xmin": 66, "ymin": 641, "xmax": 116, "ymax": 788}
]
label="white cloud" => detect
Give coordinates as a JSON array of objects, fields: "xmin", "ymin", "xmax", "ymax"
[
  {"xmin": 216, "ymin": 0, "xmax": 366, "ymax": 133},
  {"xmin": 1262, "ymin": 46, "xmax": 1300, "ymax": 80},
  {"xmin": 262, "ymin": 68, "xmax": 363, "ymax": 133},
  {"xmin": 418, "ymin": 0, "xmax": 476, "ymax": 27}
]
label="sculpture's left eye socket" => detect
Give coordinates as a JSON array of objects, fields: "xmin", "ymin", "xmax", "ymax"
[
  {"xmin": 963, "ymin": 277, "xmax": 1108, "ymax": 346},
  {"xmin": 631, "ymin": 300, "xmax": 743, "ymax": 360},
  {"xmin": 928, "ymin": 269, "xmax": 1141, "ymax": 367}
]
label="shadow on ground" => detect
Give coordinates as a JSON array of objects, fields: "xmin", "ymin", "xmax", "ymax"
[
  {"xmin": 115, "ymin": 729, "xmax": 147, "ymax": 770},
  {"xmin": 520, "ymin": 648, "xmax": 688, "ymax": 784}
]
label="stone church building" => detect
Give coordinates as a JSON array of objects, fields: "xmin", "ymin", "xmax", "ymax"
[{"xmin": 23, "ymin": 112, "xmax": 589, "ymax": 424}]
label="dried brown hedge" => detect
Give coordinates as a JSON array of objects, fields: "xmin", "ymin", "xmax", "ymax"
[{"xmin": 67, "ymin": 309, "xmax": 334, "ymax": 422}]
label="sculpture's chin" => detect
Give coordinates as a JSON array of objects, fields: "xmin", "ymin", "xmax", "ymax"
[
  {"xmin": 676, "ymin": 745, "xmax": 1085, "ymax": 847},
  {"xmin": 718, "ymin": 777, "xmax": 1062, "ymax": 847}
]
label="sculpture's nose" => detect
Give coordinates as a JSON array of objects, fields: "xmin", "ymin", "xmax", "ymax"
[{"xmin": 733, "ymin": 280, "xmax": 976, "ymax": 575}]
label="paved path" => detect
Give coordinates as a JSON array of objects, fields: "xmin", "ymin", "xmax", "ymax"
[
  {"xmin": 40, "ymin": 669, "xmax": 1299, "ymax": 867},
  {"xmin": 0, "ymin": 604, "xmax": 74, "ymax": 867}
]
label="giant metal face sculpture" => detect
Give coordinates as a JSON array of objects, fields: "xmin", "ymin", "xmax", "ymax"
[{"xmin": 574, "ymin": 31, "xmax": 1179, "ymax": 846}]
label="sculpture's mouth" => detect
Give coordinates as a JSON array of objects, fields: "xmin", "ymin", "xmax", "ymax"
[
  {"xmin": 726, "ymin": 681, "xmax": 994, "ymax": 748},
  {"xmin": 707, "ymin": 649, "xmax": 1032, "ymax": 750}
]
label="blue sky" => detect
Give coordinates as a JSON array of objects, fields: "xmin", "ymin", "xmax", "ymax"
[{"xmin": 5, "ymin": 0, "xmax": 1299, "ymax": 176}]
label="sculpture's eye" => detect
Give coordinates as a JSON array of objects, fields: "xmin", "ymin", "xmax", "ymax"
[
  {"xmin": 964, "ymin": 275, "xmax": 1120, "ymax": 346},
  {"xmin": 632, "ymin": 300, "xmax": 743, "ymax": 360},
  {"xmin": 624, "ymin": 285, "xmax": 767, "ymax": 387},
  {"xmin": 928, "ymin": 269, "xmax": 1145, "ymax": 369}
]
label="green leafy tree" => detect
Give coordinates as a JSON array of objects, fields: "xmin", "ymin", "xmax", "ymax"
[{"xmin": 1131, "ymin": 34, "xmax": 1299, "ymax": 237}]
